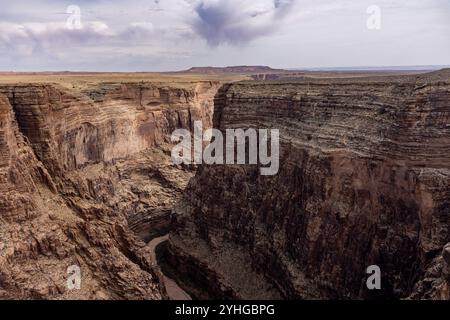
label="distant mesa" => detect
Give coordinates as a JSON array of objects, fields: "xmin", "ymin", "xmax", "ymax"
[{"xmin": 179, "ymin": 66, "xmax": 287, "ymax": 74}]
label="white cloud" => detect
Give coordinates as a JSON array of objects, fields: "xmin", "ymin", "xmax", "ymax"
[{"xmin": 0, "ymin": 0, "xmax": 448, "ymax": 71}]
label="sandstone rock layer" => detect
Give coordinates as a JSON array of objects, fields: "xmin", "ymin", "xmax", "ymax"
[
  {"xmin": 169, "ymin": 70, "xmax": 450, "ymax": 299},
  {"xmin": 0, "ymin": 81, "xmax": 220, "ymax": 299}
]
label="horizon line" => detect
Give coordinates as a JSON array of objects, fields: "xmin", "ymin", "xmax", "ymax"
[{"xmin": 1, "ymin": 64, "xmax": 449, "ymax": 74}]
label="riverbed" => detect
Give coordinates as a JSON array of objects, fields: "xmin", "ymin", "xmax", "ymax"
[{"xmin": 147, "ymin": 235, "xmax": 192, "ymax": 300}]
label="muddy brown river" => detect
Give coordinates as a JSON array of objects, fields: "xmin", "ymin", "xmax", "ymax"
[{"xmin": 147, "ymin": 235, "xmax": 192, "ymax": 300}]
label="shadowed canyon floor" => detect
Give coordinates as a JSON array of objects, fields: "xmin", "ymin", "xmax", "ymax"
[{"xmin": 0, "ymin": 70, "xmax": 449, "ymax": 300}]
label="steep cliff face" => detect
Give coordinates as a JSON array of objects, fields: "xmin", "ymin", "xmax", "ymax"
[
  {"xmin": 0, "ymin": 82, "xmax": 216, "ymax": 172},
  {"xmin": 0, "ymin": 80, "xmax": 220, "ymax": 299},
  {"xmin": 0, "ymin": 94, "xmax": 164, "ymax": 299},
  {"xmin": 169, "ymin": 71, "xmax": 450, "ymax": 299},
  {"xmin": 0, "ymin": 82, "xmax": 219, "ymax": 237}
]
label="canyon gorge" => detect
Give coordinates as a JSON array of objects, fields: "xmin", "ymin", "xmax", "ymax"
[
  {"xmin": 0, "ymin": 79, "xmax": 219, "ymax": 299},
  {"xmin": 0, "ymin": 69, "xmax": 449, "ymax": 300}
]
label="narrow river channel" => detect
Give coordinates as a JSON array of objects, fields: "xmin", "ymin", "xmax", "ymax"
[{"xmin": 147, "ymin": 235, "xmax": 192, "ymax": 300}]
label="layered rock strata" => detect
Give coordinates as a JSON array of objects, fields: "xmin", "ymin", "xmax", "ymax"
[
  {"xmin": 0, "ymin": 81, "xmax": 219, "ymax": 299},
  {"xmin": 169, "ymin": 70, "xmax": 450, "ymax": 299}
]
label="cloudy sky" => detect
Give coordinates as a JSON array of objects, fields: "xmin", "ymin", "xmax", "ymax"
[{"xmin": 0, "ymin": 0, "xmax": 449, "ymax": 71}]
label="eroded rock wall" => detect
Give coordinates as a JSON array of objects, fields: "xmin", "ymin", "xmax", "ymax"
[
  {"xmin": 0, "ymin": 82, "xmax": 219, "ymax": 237},
  {"xmin": 169, "ymin": 71, "xmax": 450, "ymax": 299},
  {"xmin": 0, "ymin": 82, "xmax": 217, "ymax": 172},
  {"xmin": 0, "ymin": 80, "xmax": 220, "ymax": 299}
]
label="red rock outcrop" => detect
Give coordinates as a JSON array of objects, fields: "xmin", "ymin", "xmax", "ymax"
[
  {"xmin": 0, "ymin": 80, "xmax": 220, "ymax": 299},
  {"xmin": 0, "ymin": 81, "xmax": 219, "ymax": 235},
  {"xmin": 168, "ymin": 70, "xmax": 450, "ymax": 299}
]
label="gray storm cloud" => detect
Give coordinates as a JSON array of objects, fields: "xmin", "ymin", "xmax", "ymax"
[{"xmin": 191, "ymin": 0, "xmax": 296, "ymax": 46}]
